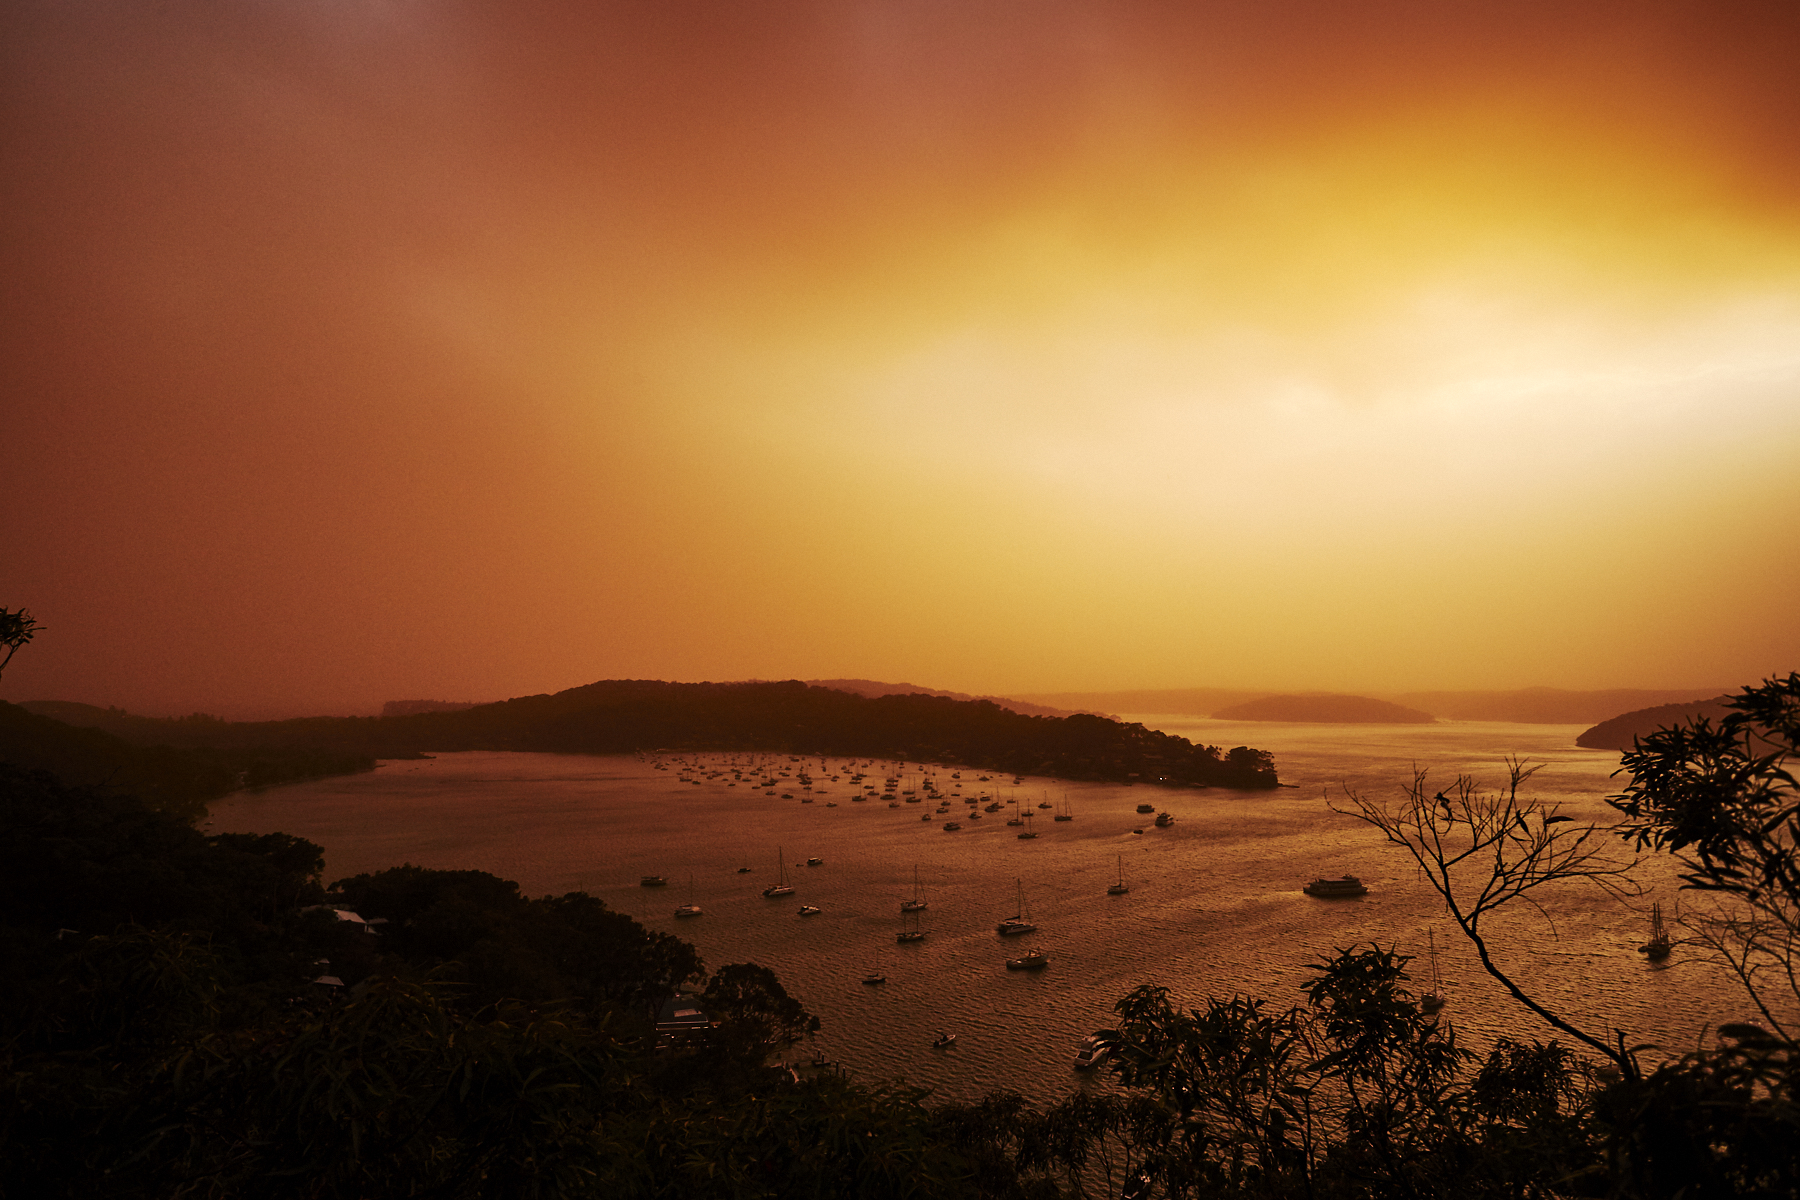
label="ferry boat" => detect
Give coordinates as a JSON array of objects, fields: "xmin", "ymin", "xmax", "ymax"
[
  {"xmin": 1303, "ymin": 875, "xmax": 1368, "ymax": 897},
  {"xmin": 1154, "ymin": 812, "xmax": 1175, "ymax": 827},
  {"xmin": 1135, "ymin": 803, "xmax": 1156, "ymax": 814}
]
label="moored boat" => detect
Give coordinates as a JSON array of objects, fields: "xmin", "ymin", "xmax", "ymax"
[
  {"xmin": 997, "ymin": 878, "xmax": 1037, "ymax": 935},
  {"xmin": 1304, "ymin": 875, "xmax": 1368, "ymax": 897},
  {"xmin": 763, "ymin": 848, "xmax": 796, "ymax": 897},
  {"xmin": 1005, "ymin": 948, "xmax": 1049, "ymax": 970},
  {"xmin": 901, "ymin": 866, "xmax": 927, "ymax": 912},
  {"xmin": 1639, "ymin": 901, "xmax": 1673, "ymax": 961}
]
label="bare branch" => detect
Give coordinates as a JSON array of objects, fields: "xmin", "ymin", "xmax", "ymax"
[{"xmin": 1334, "ymin": 758, "xmax": 1644, "ymax": 1072}]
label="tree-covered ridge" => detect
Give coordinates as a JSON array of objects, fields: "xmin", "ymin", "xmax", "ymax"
[
  {"xmin": 0, "ymin": 700, "xmax": 375, "ymax": 819},
  {"xmin": 44, "ymin": 680, "xmax": 1280, "ymax": 790}
]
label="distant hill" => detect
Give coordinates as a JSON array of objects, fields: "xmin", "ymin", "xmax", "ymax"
[
  {"xmin": 1391, "ymin": 687, "xmax": 1728, "ymax": 724},
  {"xmin": 25, "ymin": 681, "xmax": 1281, "ymax": 790},
  {"xmin": 1212, "ymin": 694, "xmax": 1437, "ymax": 724},
  {"xmin": 382, "ymin": 699, "xmax": 483, "ymax": 717},
  {"xmin": 1576, "ymin": 697, "xmax": 1734, "ymax": 751},
  {"xmin": 1012, "ymin": 687, "xmax": 1269, "ymax": 717},
  {"xmin": 807, "ymin": 679, "xmax": 1109, "ymax": 720}
]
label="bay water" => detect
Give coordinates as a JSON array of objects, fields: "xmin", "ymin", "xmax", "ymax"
[{"xmin": 211, "ymin": 717, "xmax": 1756, "ymax": 1103}]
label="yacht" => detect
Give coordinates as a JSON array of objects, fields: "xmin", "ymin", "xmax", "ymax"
[
  {"xmin": 1421, "ymin": 928, "xmax": 1447, "ymax": 1012},
  {"xmin": 674, "ymin": 876, "xmax": 702, "ymax": 919},
  {"xmin": 1639, "ymin": 902, "xmax": 1673, "ymax": 961},
  {"xmin": 1072, "ymin": 1033, "xmax": 1109, "ymax": 1070},
  {"xmin": 762, "ymin": 848, "xmax": 796, "ymax": 897},
  {"xmin": 996, "ymin": 879, "xmax": 1036, "ymax": 936},
  {"xmin": 901, "ymin": 867, "xmax": 927, "ymax": 912}
]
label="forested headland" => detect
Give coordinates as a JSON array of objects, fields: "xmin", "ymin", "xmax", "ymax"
[{"xmin": 22, "ymin": 679, "xmax": 1281, "ymax": 791}]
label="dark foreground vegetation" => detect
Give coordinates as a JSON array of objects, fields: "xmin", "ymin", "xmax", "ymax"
[{"xmin": 26, "ymin": 678, "xmax": 1280, "ymax": 790}]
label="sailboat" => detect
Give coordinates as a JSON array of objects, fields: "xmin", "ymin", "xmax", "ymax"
[
  {"xmin": 762, "ymin": 847, "xmax": 795, "ymax": 898},
  {"xmin": 901, "ymin": 866, "xmax": 927, "ymax": 913},
  {"xmin": 897, "ymin": 911, "xmax": 926, "ymax": 942},
  {"xmin": 1420, "ymin": 929, "xmax": 1446, "ymax": 1013},
  {"xmin": 1053, "ymin": 795, "xmax": 1073, "ymax": 822},
  {"xmin": 862, "ymin": 948, "xmax": 886, "ymax": 985},
  {"xmin": 674, "ymin": 874, "xmax": 702, "ymax": 919},
  {"xmin": 996, "ymin": 878, "xmax": 1036, "ymax": 936},
  {"xmin": 1016, "ymin": 811, "xmax": 1038, "ymax": 839},
  {"xmin": 1639, "ymin": 902, "xmax": 1673, "ymax": 961},
  {"xmin": 1107, "ymin": 855, "xmax": 1129, "ymax": 896}
]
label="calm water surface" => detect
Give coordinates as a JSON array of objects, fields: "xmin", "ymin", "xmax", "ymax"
[{"xmin": 211, "ymin": 717, "xmax": 1757, "ymax": 1102}]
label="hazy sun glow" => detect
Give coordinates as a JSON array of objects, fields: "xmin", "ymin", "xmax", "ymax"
[{"xmin": 4, "ymin": 1, "xmax": 1798, "ymax": 715}]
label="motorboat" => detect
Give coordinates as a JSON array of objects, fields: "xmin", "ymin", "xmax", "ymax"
[
  {"xmin": 943, "ymin": 821, "xmax": 962, "ymax": 831},
  {"xmin": 640, "ymin": 876, "xmax": 668, "ymax": 887},
  {"xmin": 807, "ymin": 857, "xmax": 824, "ymax": 866},
  {"xmin": 1155, "ymin": 812, "xmax": 1175, "ymax": 828},
  {"xmin": 798, "ymin": 905, "xmax": 821, "ymax": 916},
  {"xmin": 932, "ymin": 1031, "xmax": 957, "ymax": 1048},
  {"xmin": 1073, "ymin": 1033, "xmax": 1111, "ymax": 1070},
  {"xmin": 1005, "ymin": 948, "xmax": 1049, "ymax": 970},
  {"xmin": 1304, "ymin": 876, "xmax": 1368, "ymax": 898}
]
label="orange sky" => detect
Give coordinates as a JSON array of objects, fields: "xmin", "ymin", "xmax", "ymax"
[{"xmin": 4, "ymin": 1, "xmax": 1798, "ymax": 717}]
